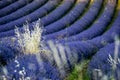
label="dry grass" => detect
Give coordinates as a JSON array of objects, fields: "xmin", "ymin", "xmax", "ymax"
[{"xmin": 15, "ymin": 19, "xmax": 43, "ymax": 54}]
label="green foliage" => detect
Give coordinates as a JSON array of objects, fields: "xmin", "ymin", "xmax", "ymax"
[{"xmin": 65, "ymin": 60, "xmax": 90, "ymax": 80}]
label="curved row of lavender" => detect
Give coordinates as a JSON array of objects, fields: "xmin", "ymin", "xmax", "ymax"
[
  {"xmin": 0, "ymin": 0, "xmax": 120, "ymax": 79},
  {"xmin": 88, "ymin": 43, "xmax": 120, "ymax": 80}
]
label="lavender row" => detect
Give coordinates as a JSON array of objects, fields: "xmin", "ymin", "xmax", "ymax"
[
  {"xmin": 88, "ymin": 43, "xmax": 120, "ymax": 80},
  {"xmin": 43, "ymin": 0, "xmax": 103, "ymax": 35},
  {"xmin": 0, "ymin": 0, "xmax": 87, "ymax": 38},
  {"xmin": 0, "ymin": 0, "xmax": 17, "ymax": 9},
  {"xmin": 88, "ymin": 12, "xmax": 120, "ymax": 49},
  {"xmin": 0, "ymin": 0, "xmax": 62, "ymax": 33},
  {"xmin": 49, "ymin": 0, "xmax": 116, "ymax": 41},
  {"xmin": 26, "ymin": 0, "xmax": 89, "ymax": 29},
  {"xmin": 41, "ymin": 0, "xmax": 76, "ymax": 26},
  {"xmin": 53, "ymin": 10, "xmax": 120, "ymax": 62},
  {"xmin": 0, "ymin": 0, "xmax": 33, "ymax": 18},
  {"xmin": 0, "ymin": 0, "xmax": 48, "ymax": 24},
  {"xmin": 13, "ymin": 0, "xmax": 76, "ymax": 27}
]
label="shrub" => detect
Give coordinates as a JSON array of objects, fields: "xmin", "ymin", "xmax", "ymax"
[{"xmin": 15, "ymin": 19, "xmax": 43, "ymax": 54}]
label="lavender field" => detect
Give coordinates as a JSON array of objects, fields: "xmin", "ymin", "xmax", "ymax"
[{"xmin": 0, "ymin": 0, "xmax": 120, "ymax": 80}]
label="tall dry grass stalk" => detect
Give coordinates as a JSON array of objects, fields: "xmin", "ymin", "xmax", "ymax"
[{"xmin": 15, "ymin": 19, "xmax": 43, "ymax": 54}]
